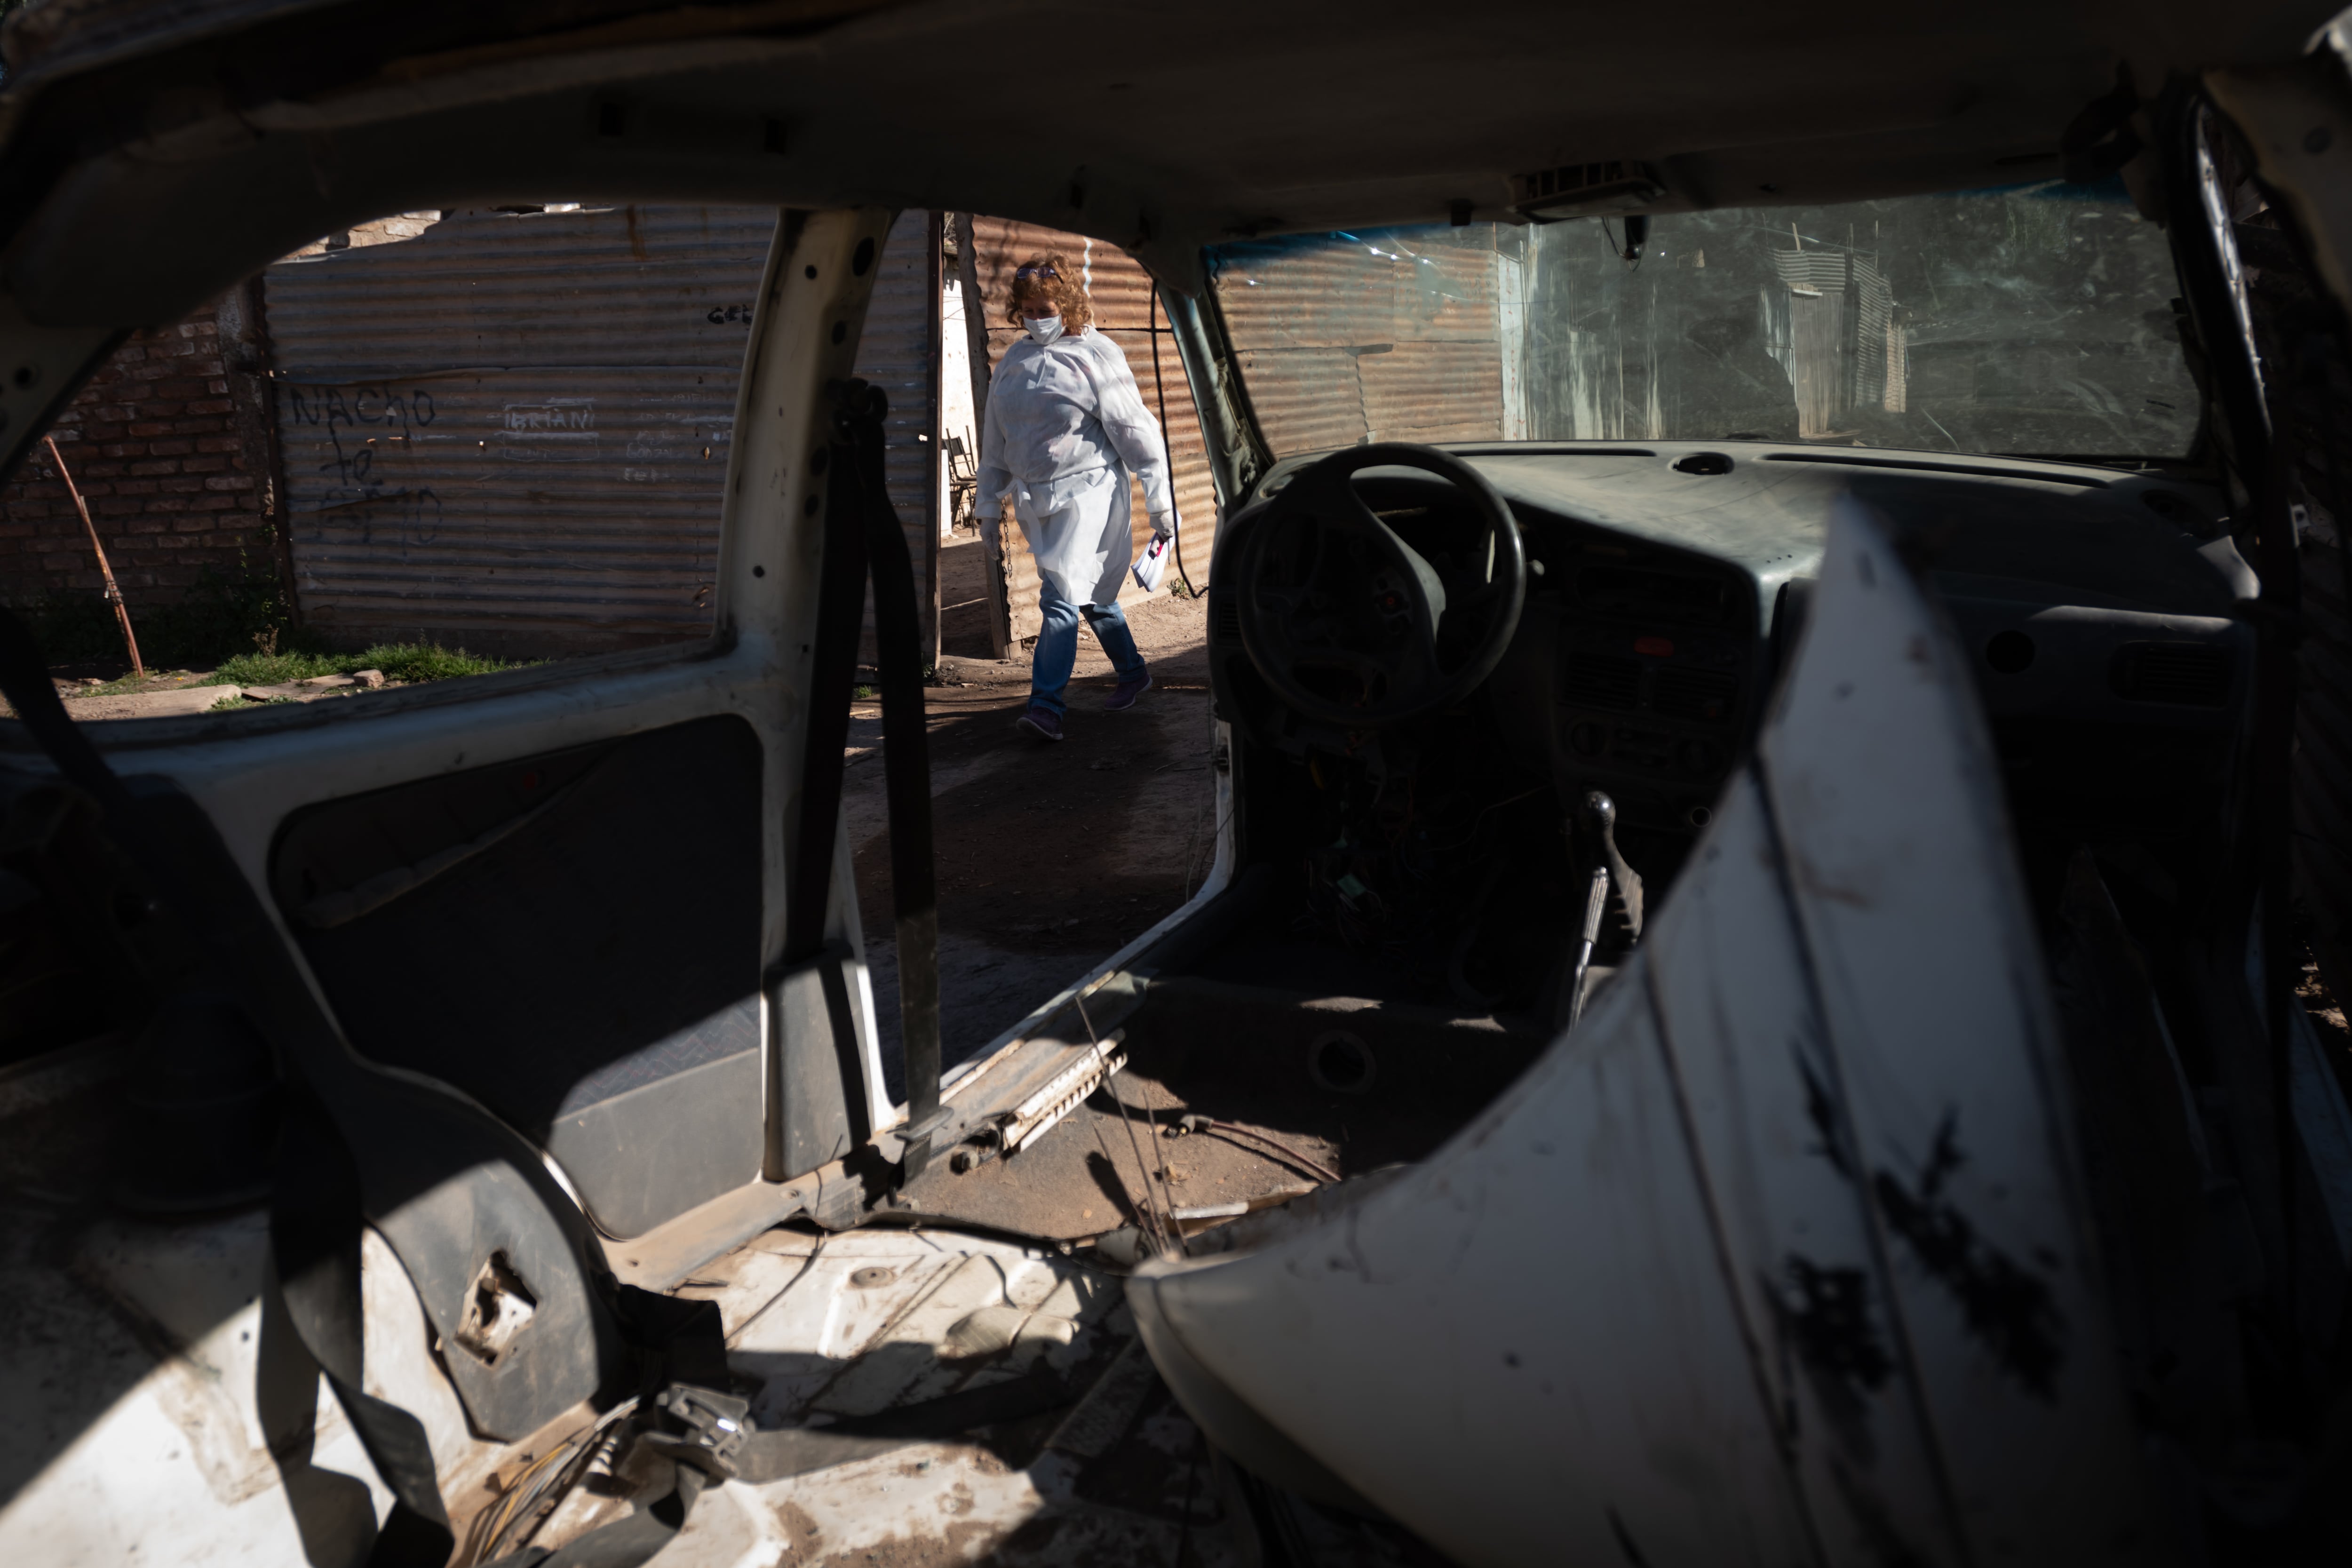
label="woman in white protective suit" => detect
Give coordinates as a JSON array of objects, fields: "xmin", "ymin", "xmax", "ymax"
[{"xmin": 978, "ymin": 254, "xmax": 1177, "ymax": 742}]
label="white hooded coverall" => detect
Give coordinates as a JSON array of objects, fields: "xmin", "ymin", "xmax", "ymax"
[{"xmin": 977, "ymin": 326, "xmax": 1175, "ymax": 606}]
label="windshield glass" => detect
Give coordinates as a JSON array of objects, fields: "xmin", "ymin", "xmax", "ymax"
[{"xmin": 1206, "ymin": 182, "xmax": 2197, "ymax": 463}]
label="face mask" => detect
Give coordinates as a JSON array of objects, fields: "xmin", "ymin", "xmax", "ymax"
[{"xmin": 1024, "ymin": 312, "xmax": 1065, "ymax": 346}]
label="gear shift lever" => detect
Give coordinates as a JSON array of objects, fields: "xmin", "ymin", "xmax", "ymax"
[
  {"xmin": 1565, "ymin": 791, "xmax": 1646, "ymax": 1031},
  {"xmin": 1586, "ymin": 789, "xmax": 1644, "ymax": 939}
]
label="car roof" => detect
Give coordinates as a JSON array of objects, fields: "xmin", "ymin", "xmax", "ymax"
[{"xmin": 0, "ymin": 0, "xmax": 2338, "ymax": 325}]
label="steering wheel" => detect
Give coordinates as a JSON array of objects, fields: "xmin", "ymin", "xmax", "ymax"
[{"xmin": 1237, "ymin": 443, "xmax": 1526, "ymax": 729}]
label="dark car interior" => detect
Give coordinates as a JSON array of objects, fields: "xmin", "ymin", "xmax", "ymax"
[{"xmin": 906, "ymin": 434, "xmax": 2261, "ymax": 1257}]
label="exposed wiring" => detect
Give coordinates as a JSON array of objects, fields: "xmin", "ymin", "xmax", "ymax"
[
  {"xmin": 1599, "ymin": 218, "xmax": 1645, "ymax": 273},
  {"xmin": 1149, "ymin": 281, "xmax": 1203, "ymax": 598},
  {"xmin": 1077, "ymin": 991, "xmax": 1186, "ymax": 1256},
  {"xmin": 465, "ymin": 1397, "xmax": 641, "ymax": 1566},
  {"xmin": 1174, "ymin": 1116, "xmax": 1343, "ymax": 1185}
]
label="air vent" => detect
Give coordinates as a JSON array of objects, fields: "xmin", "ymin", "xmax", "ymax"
[
  {"xmin": 2112, "ymin": 642, "xmax": 2232, "ymax": 707},
  {"xmin": 1214, "ymin": 596, "xmax": 1243, "ymax": 645},
  {"xmin": 1509, "ymin": 161, "xmax": 1664, "ymax": 222},
  {"xmin": 1563, "ymin": 652, "xmax": 1641, "ymax": 710},
  {"xmin": 1652, "ymin": 667, "xmax": 1739, "ymax": 723}
]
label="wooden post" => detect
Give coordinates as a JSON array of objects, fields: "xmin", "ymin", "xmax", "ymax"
[{"xmin": 45, "ymin": 436, "xmax": 143, "ymax": 676}]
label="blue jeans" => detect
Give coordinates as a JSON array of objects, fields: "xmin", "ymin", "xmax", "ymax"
[{"xmin": 1031, "ymin": 576, "xmax": 1145, "ymax": 716}]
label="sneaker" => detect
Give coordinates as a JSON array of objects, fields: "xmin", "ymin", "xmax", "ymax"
[
  {"xmin": 1104, "ymin": 672, "xmax": 1153, "ymax": 711},
  {"xmin": 1016, "ymin": 705, "xmax": 1065, "ymax": 742}
]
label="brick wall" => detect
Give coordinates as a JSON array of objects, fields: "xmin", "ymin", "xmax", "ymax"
[{"xmin": 0, "ymin": 291, "xmax": 280, "ymax": 615}]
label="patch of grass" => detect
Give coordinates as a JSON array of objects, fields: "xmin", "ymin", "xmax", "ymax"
[{"xmin": 205, "ymin": 643, "xmax": 520, "ymax": 688}]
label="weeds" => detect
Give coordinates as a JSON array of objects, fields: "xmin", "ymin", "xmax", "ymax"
[{"xmin": 206, "ymin": 643, "xmax": 519, "ymax": 688}]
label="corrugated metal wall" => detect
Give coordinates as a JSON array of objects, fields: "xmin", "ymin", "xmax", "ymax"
[
  {"xmin": 264, "ymin": 204, "xmax": 938, "ymax": 661},
  {"xmin": 1769, "ymin": 246, "xmax": 1894, "ymax": 434},
  {"xmin": 969, "ymin": 217, "xmax": 1213, "ymax": 643},
  {"xmin": 1209, "ymin": 232, "xmax": 1511, "ymax": 455},
  {"xmin": 855, "ymin": 209, "xmax": 941, "ymax": 665}
]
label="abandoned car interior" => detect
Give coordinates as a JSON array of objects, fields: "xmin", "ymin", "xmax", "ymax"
[{"xmin": 11, "ymin": 1, "xmax": 2352, "ymax": 1564}]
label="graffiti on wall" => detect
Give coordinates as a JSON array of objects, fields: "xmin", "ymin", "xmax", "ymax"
[{"xmin": 286, "ymin": 381, "xmax": 445, "ymax": 547}]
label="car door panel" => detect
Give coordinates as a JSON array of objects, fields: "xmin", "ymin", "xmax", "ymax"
[
  {"xmin": 0, "ymin": 210, "xmax": 909, "ymax": 1443},
  {"xmin": 270, "ymin": 713, "xmax": 766, "ymax": 1238}
]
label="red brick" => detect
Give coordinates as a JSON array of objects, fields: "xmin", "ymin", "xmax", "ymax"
[
  {"xmin": 126, "ymin": 421, "xmax": 174, "ymax": 438},
  {"xmin": 195, "ymin": 436, "xmax": 240, "ymax": 454},
  {"xmin": 173, "ymin": 513, "xmax": 217, "ymax": 530},
  {"xmin": 183, "ymin": 456, "xmax": 229, "ymax": 475},
  {"xmin": 183, "ymin": 399, "xmax": 235, "ymax": 417},
  {"xmin": 189, "ymin": 494, "xmax": 240, "ymax": 512},
  {"xmin": 156, "ymin": 475, "xmax": 204, "ymax": 494},
  {"xmin": 115, "ymin": 480, "xmax": 160, "ymax": 495}
]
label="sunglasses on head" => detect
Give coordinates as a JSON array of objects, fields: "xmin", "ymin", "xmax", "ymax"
[{"xmin": 1015, "ymin": 263, "xmax": 1058, "ymax": 281}]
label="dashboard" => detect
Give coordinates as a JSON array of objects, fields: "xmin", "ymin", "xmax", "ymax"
[{"xmin": 1213, "ymin": 440, "xmax": 2253, "ymax": 856}]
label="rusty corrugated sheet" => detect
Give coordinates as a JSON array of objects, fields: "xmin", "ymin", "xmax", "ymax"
[
  {"xmin": 1210, "ymin": 230, "xmax": 1510, "ymax": 455},
  {"xmin": 264, "ymin": 204, "xmax": 768, "ymax": 655},
  {"xmin": 969, "ymin": 217, "xmax": 1215, "ymax": 642},
  {"xmin": 1769, "ymin": 246, "xmax": 1894, "ymax": 430},
  {"xmin": 264, "ymin": 203, "xmax": 937, "ymax": 660},
  {"xmin": 855, "ymin": 208, "xmax": 942, "ymax": 664}
]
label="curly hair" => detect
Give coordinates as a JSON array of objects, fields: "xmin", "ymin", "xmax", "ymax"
[{"xmin": 1004, "ymin": 253, "xmax": 1094, "ymax": 331}]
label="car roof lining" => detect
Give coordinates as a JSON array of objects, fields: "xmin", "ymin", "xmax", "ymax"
[{"xmin": 0, "ymin": 0, "xmax": 2342, "ymax": 327}]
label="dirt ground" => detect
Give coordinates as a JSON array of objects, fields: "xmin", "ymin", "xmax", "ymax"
[{"xmin": 852, "ymin": 537, "xmax": 1217, "ymax": 1094}]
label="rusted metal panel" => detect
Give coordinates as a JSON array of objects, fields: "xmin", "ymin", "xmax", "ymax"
[
  {"xmin": 969, "ymin": 217, "xmax": 1215, "ymax": 643},
  {"xmin": 263, "ymin": 204, "xmax": 769, "ymax": 656},
  {"xmin": 855, "ymin": 208, "xmax": 942, "ymax": 664},
  {"xmin": 1769, "ymin": 245, "xmax": 1894, "ymax": 432},
  {"xmin": 1210, "ymin": 230, "xmax": 1511, "ymax": 457},
  {"xmin": 1788, "ymin": 288, "xmax": 1848, "ymax": 439},
  {"xmin": 264, "ymin": 204, "xmax": 938, "ymax": 660}
]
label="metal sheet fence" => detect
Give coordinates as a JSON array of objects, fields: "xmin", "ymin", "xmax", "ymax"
[
  {"xmin": 854, "ymin": 209, "xmax": 942, "ymax": 665},
  {"xmin": 264, "ymin": 204, "xmax": 937, "ymax": 660},
  {"xmin": 1211, "ymin": 231, "xmax": 1513, "ymax": 454}
]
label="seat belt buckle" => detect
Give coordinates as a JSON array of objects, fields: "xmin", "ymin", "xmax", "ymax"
[{"xmin": 642, "ymin": 1384, "xmax": 754, "ymax": 1480}]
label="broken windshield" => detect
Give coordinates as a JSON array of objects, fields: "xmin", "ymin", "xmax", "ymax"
[{"xmin": 1206, "ymin": 181, "xmax": 2199, "ymax": 463}]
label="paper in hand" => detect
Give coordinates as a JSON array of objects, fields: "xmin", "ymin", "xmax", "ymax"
[{"xmin": 1132, "ymin": 533, "xmax": 1171, "ymax": 594}]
